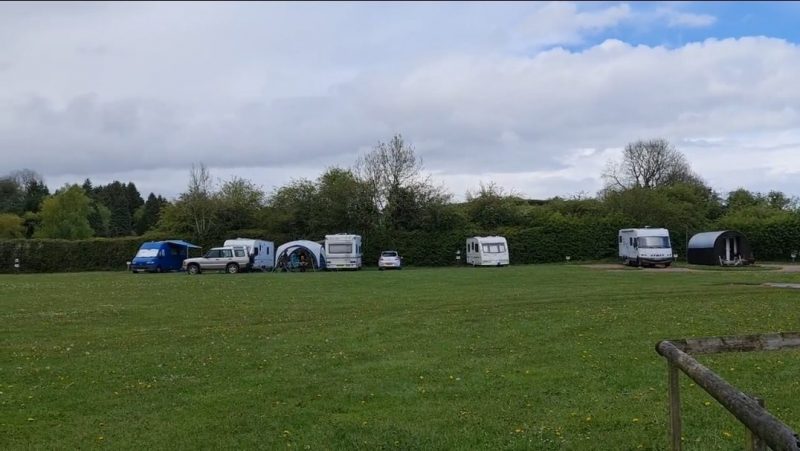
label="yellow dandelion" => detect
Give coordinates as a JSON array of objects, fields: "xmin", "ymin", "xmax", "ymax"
[
  {"xmin": 723, "ymin": 431, "xmax": 732, "ymax": 438},
  {"xmin": 704, "ymin": 401, "xmax": 711, "ymax": 406},
  {"xmin": 585, "ymin": 416, "xmax": 592, "ymax": 422},
  {"xmin": 632, "ymin": 418, "xmax": 639, "ymax": 423}
]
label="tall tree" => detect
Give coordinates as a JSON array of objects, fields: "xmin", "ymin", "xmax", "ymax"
[
  {"xmin": 0, "ymin": 177, "xmax": 23, "ymax": 214},
  {"xmin": 0, "ymin": 213, "xmax": 25, "ymax": 239},
  {"xmin": 315, "ymin": 167, "xmax": 377, "ymax": 234},
  {"xmin": 134, "ymin": 193, "xmax": 169, "ymax": 235},
  {"xmin": 602, "ymin": 139, "xmax": 700, "ymax": 191},
  {"xmin": 354, "ymin": 134, "xmax": 450, "ymax": 229},
  {"xmin": 34, "ymin": 185, "xmax": 94, "ymax": 239},
  {"xmin": 182, "ymin": 163, "xmax": 218, "ymax": 240},
  {"xmin": 10, "ymin": 169, "xmax": 50, "ymax": 213},
  {"xmin": 216, "ymin": 177, "xmax": 264, "ymax": 231}
]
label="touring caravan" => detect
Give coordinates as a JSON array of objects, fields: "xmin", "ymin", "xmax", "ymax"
[
  {"xmin": 618, "ymin": 228, "xmax": 674, "ymax": 267},
  {"xmin": 465, "ymin": 236, "xmax": 510, "ymax": 266},
  {"xmin": 223, "ymin": 238, "xmax": 275, "ymax": 271},
  {"xmin": 324, "ymin": 234, "xmax": 362, "ymax": 270}
]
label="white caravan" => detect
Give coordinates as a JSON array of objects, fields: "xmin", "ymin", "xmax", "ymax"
[
  {"xmin": 223, "ymin": 238, "xmax": 275, "ymax": 271},
  {"xmin": 465, "ymin": 236, "xmax": 510, "ymax": 266},
  {"xmin": 618, "ymin": 228, "xmax": 673, "ymax": 267},
  {"xmin": 324, "ymin": 234, "xmax": 362, "ymax": 270}
]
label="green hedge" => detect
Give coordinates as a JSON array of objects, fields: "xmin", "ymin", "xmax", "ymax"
[
  {"xmin": 714, "ymin": 215, "xmax": 800, "ymax": 261},
  {"xmin": 0, "ymin": 238, "xmax": 142, "ymax": 273},
  {"xmin": 3, "ymin": 214, "xmax": 798, "ymax": 273}
]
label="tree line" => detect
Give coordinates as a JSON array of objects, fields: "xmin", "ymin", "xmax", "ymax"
[{"xmin": 1, "ymin": 135, "xmax": 798, "ymax": 260}]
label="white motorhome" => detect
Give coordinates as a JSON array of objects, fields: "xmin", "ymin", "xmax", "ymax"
[
  {"xmin": 618, "ymin": 228, "xmax": 674, "ymax": 267},
  {"xmin": 465, "ymin": 236, "xmax": 510, "ymax": 267},
  {"xmin": 324, "ymin": 234, "xmax": 362, "ymax": 270},
  {"xmin": 223, "ymin": 238, "xmax": 275, "ymax": 271}
]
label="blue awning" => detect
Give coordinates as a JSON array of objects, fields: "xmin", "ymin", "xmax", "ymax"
[{"xmin": 163, "ymin": 240, "xmax": 201, "ymax": 249}]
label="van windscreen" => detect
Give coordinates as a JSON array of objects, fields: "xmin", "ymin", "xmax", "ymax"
[
  {"xmin": 135, "ymin": 249, "xmax": 159, "ymax": 258},
  {"xmin": 637, "ymin": 236, "xmax": 670, "ymax": 248}
]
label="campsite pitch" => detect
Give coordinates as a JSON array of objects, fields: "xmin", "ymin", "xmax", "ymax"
[{"xmin": 2, "ymin": 265, "xmax": 800, "ymax": 449}]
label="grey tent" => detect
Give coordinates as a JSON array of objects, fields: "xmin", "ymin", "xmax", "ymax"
[{"xmin": 687, "ymin": 231, "xmax": 754, "ymax": 266}]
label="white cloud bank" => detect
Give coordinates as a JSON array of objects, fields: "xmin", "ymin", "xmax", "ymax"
[{"xmin": 1, "ymin": 2, "xmax": 798, "ymax": 200}]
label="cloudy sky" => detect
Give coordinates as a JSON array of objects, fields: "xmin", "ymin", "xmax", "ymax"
[{"xmin": 2, "ymin": 1, "xmax": 800, "ymax": 201}]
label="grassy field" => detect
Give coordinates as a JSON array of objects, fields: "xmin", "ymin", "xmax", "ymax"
[{"xmin": 2, "ymin": 264, "xmax": 800, "ymax": 450}]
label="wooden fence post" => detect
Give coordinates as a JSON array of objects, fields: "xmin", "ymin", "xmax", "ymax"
[
  {"xmin": 668, "ymin": 362, "xmax": 682, "ymax": 451},
  {"xmin": 746, "ymin": 396, "xmax": 767, "ymax": 451}
]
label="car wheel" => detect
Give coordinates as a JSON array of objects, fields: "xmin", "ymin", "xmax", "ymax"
[
  {"xmin": 187, "ymin": 264, "xmax": 200, "ymax": 275},
  {"xmin": 226, "ymin": 263, "xmax": 239, "ymax": 274},
  {"xmin": 156, "ymin": 266, "xmax": 162, "ymax": 273}
]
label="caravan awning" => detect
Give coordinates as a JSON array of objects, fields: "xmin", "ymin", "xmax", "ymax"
[{"xmin": 164, "ymin": 240, "xmax": 201, "ymax": 248}]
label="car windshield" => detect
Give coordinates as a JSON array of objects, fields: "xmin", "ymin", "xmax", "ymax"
[
  {"xmin": 381, "ymin": 251, "xmax": 398, "ymax": 257},
  {"xmin": 135, "ymin": 249, "xmax": 159, "ymax": 258},
  {"xmin": 638, "ymin": 236, "xmax": 670, "ymax": 248}
]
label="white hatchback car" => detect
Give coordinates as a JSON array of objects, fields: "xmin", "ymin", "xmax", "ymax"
[{"xmin": 378, "ymin": 250, "xmax": 402, "ymax": 270}]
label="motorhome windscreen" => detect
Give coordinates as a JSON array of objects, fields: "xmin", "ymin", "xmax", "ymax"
[
  {"xmin": 135, "ymin": 249, "xmax": 159, "ymax": 258},
  {"xmin": 328, "ymin": 243, "xmax": 353, "ymax": 254},
  {"xmin": 481, "ymin": 243, "xmax": 507, "ymax": 253},
  {"xmin": 637, "ymin": 236, "xmax": 670, "ymax": 248}
]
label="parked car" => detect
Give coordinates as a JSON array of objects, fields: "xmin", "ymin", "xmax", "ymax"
[
  {"xmin": 182, "ymin": 246, "xmax": 250, "ymax": 275},
  {"xmin": 378, "ymin": 250, "xmax": 402, "ymax": 270}
]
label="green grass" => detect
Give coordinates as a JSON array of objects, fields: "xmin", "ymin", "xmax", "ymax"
[{"xmin": 2, "ymin": 265, "xmax": 800, "ymax": 450}]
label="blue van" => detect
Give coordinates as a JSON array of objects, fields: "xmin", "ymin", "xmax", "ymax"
[{"xmin": 130, "ymin": 240, "xmax": 200, "ymax": 273}]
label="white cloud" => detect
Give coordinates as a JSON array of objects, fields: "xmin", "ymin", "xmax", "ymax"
[
  {"xmin": 515, "ymin": 2, "xmax": 632, "ymax": 49},
  {"xmin": 0, "ymin": 3, "xmax": 799, "ymax": 202},
  {"xmin": 664, "ymin": 10, "xmax": 717, "ymax": 28}
]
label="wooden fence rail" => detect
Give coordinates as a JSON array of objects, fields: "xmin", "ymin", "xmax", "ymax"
[{"xmin": 655, "ymin": 333, "xmax": 800, "ymax": 451}]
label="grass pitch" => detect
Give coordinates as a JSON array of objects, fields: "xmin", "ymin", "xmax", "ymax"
[{"xmin": 2, "ymin": 264, "xmax": 800, "ymax": 450}]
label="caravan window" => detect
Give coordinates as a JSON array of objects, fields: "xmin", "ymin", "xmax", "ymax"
[
  {"xmin": 253, "ymin": 247, "xmax": 259, "ymax": 256},
  {"xmin": 329, "ymin": 243, "xmax": 353, "ymax": 254},
  {"xmin": 638, "ymin": 236, "xmax": 670, "ymax": 248},
  {"xmin": 482, "ymin": 243, "xmax": 506, "ymax": 253},
  {"xmin": 619, "ymin": 236, "xmax": 622, "ymax": 243}
]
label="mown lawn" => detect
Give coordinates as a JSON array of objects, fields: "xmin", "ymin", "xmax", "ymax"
[{"xmin": 2, "ymin": 264, "xmax": 800, "ymax": 450}]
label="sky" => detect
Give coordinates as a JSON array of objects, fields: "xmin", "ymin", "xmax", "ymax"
[{"xmin": 2, "ymin": 1, "xmax": 800, "ymax": 201}]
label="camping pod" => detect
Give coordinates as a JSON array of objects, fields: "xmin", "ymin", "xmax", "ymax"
[{"xmin": 687, "ymin": 231, "xmax": 754, "ymax": 266}]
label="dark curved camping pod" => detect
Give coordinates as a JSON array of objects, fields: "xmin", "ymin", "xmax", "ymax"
[{"xmin": 687, "ymin": 230, "xmax": 754, "ymax": 266}]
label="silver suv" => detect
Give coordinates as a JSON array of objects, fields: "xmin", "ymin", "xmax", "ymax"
[{"xmin": 182, "ymin": 246, "xmax": 250, "ymax": 274}]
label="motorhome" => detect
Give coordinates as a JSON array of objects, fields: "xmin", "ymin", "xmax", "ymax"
[
  {"xmin": 324, "ymin": 234, "xmax": 362, "ymax": 270},
  {"xmin": 223, "ymin": 238, "xmax": 275, "ymax": 271},
  {"xmin": 465, "ymin": 236, "xmax": 510, "ymax": 267},
  {"xmin": 618, "ymin": 228, "xmax": 674, "ymax": 267}
]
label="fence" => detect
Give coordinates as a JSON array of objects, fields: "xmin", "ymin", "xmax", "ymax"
[{"xmin": 655, "ymin": 333, "xmax": 800, "ymax": 451}]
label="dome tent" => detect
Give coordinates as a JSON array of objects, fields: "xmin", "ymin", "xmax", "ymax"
[
  {"xmin": 687, "ymin": 231, "xmax": 754, "ymax": 266},
  {"xmin": 274, "ymin": 240, "xmax": 326, "ymax": 271}
]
